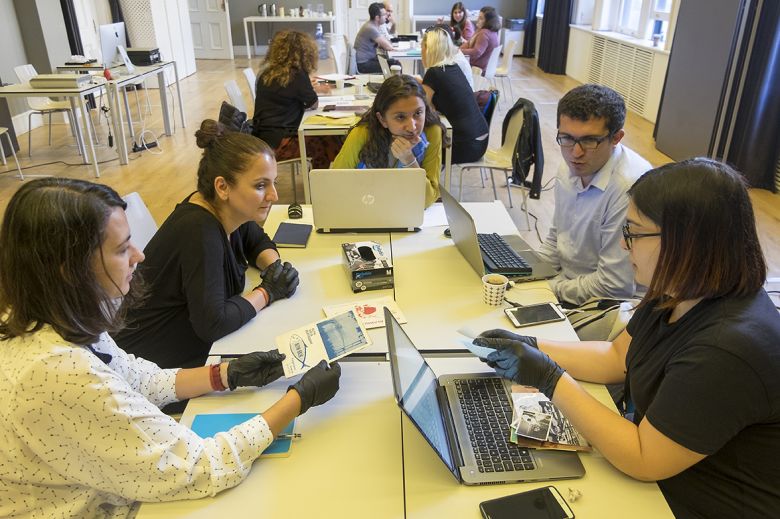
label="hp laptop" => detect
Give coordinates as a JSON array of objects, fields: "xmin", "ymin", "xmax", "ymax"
[
  {"xmin": 385, "ymin": 308, "xmax": 585, "ymax": 485},
  {"xmin": 310, "ymin": 168, "xmax": 426, "ymax": 232},
  {"xmin": 440, "ymin": 187, "xmax": 557, "ymax": 281}
]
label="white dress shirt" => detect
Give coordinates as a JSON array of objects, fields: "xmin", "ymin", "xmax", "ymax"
[
  {"xmin": 537, "ymin": 144, "xmax": 651, "ymax": 305},
  {"xmin": 0, "ymin": 326, "xmax": 273, "ymax": 518}
]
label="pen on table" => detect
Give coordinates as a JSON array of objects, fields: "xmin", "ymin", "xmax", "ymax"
[{"xmin": 277, "ymin": 433, "xmax": 302, "ymax": 440}]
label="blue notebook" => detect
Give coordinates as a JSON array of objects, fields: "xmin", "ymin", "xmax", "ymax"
[{"xmin": 191, "ymin": 413, "xmax": 295, "ymax": 457}]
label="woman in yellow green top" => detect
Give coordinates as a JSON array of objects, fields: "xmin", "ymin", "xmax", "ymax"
[{"xmin": 332, "ymin": 74, "xmax": 450, "ymax": 207}]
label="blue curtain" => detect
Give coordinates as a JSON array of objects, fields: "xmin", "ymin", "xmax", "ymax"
[{"xmin": 537, "ymin": 0, "xmax": 573, "ymax": 74}]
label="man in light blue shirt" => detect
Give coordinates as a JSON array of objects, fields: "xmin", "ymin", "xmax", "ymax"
[{"xmin": 537, "ymin": 84, "xmax": 651, "ymax": 306}]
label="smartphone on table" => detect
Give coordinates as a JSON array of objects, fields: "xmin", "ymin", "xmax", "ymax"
[
  {"xmin": 504, "ymin": 302, "xmax": 566, "ymax": 328},
  {"xmin": 479, "ymin": 486, "xmax": 575, "ymax": 519}
]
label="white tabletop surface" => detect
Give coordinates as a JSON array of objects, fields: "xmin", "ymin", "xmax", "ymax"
[{"xmin": 136, "ymin": 362, "xmax": 404, "ymax": 518}]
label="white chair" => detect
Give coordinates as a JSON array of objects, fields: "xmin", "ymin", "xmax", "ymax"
[
  {"xmin": 329, "ymin": 36, "xmax": 348, "ymax": 75},
  {"xmin": 122, "ymin": 192, "xmax": 158, "ymax": 251},
  {"xmin": 471, "ymin": 66, "xmax": 487, "ymax": 90},
  {"xmin": 242, "ymin": 68, "xmax": 257, "ymax": 102},
  {"xmin": 13, "ymin": 64, "xmax": 83, "ymax": 157},
  {"xmin": 482, "ymin": 45, "xmax": 503, "ymax": 88},
  {"xmin": 0, "ymin": 127, "xmax": 24, "ymax": 180},
  {"xmin": 224, "ymin": 80, "xmax": 248, "ymax": 114},
  {"xmin": 455, "ymin": 106, "xmax": 531, "ymax": 229},
  {"xmin": 494, "ymin": 40, "xmax": 517, "ymax": 108},
  {"xmin": 346, "ymin": 41, "xmax": 358, "ymax": 75}
]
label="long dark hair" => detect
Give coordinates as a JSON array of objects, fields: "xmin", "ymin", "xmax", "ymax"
[
  {"xmin": 450, "ymin": 2, "xmax": 469, "ymax": 34},
  {"xmin": 629, "ymin": 158, "xmax": 766, "ymax": 308},
  {"xmin": 195, "ymin": 119, "xmax": 275, "ymax": 201},
  {"xmin": 0, "ymin": 178, "xmax": 145, "ymax": 344},
  {"xmin": 480, "ymin": 6, "xmax": 501, "ymax": 33},
  {"xmin": 356, "ymin": 74, "xmax": 449, "ymax": 168}
]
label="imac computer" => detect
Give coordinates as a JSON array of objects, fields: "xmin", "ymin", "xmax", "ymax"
[{"xmin": 99, "ymin": 22, "xmax": 128, "ymax": 68}]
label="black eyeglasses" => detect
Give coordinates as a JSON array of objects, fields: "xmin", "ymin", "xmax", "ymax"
[
  {"xmin": 622, "ymin": 222, "xmax": 661, "ymax": 250},
  {"xmin": 556, "ymin": 132, "xmax": 612, "ymax": 150}
]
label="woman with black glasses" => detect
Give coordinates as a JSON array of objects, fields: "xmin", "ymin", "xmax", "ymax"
[{"xmin": 475, "ymin": 158, "xmax": 780, "ymax": 518}]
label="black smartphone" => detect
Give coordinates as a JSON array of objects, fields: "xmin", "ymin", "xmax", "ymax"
[
  {"xmin": 504, "ymin": 302, "xmax": 566, "ymax": 328},
  {"xmin": 479, "ymin": 486, "xmax": 574, "ymax": 519}
]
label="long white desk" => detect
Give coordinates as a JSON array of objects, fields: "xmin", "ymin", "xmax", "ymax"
[
  {"xmin": 140, "ymin": 201, "xmax": 671, "ymax": 517},
  {"xmin": 244, "ymin": 15, "xmax": 335, "ymax": 60},
  {"xmin": 136, "ymin": 362, "xmax": 404, "ymax": 518},
  {"xmin": 403, "ymin": 357, "xmax": 673, "ymax": 518}
]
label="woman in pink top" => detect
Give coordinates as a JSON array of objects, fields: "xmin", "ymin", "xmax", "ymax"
[
  {"xmin": 449, "ymin": 2, "xmax": 475, "ymax": 45},
  {"xmin": 460, "ymin": 6, "xmax": 500, "ymax": 74}
]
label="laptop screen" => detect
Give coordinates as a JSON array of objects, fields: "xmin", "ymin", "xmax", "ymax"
[{"xmin": 385, "ymin": 309, "xmax": 459, "ymax": 477}]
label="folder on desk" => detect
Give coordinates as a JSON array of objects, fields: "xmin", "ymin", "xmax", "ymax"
[{"xmin": 191, "ymin": 414, "xmax": 296, "ymax": 457}]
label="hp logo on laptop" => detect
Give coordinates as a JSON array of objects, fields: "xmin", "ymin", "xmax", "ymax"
[{"xmin": 361, "ymin": 194, "xmax": 376, "ymax": 205}]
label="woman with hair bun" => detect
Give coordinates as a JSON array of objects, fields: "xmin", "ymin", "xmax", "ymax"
[{"xmin": 114, "ymin": 119, "xmax": 300, "ymax": 369}]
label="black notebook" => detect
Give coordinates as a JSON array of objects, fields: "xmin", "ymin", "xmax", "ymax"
[{"xmin": 272, "ymin": 222, "xmax": 312, "ymax": 248}]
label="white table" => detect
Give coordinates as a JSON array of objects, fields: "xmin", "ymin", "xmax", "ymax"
[
  {"xmin": 57, "ymin": 62, "xmax": 186, "ymax": 166},
  {"xmin": 403, "ymin": 356, "xmax": 673, "ymax": 518},
  {"xmin": 210, "ymin": 205, "xmax": 394, "ymax": 357},
  {"xmin": 244, "ymin": 15, "xmax": 336, "ymax": 60},
  {"xmin": 136, "ymin": 362, "xmax": 405, "ymax": 518},
  {"xmin": 0, "ymin": 80, "xmax": 106, "ymax": 177}
]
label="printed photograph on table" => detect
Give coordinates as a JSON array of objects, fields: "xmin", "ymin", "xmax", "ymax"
[
  {"xmin": 276, "ymin": 310, "xmax": 371, "ymax": 377},
  {"xmin": 323, "ymin": 296, "xmax": 407, "ymax": 328}
]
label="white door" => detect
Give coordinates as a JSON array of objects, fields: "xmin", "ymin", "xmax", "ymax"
[
  {"xmin": 347, "ymin": 0, "xmax": 373, "ymax": 45},
  {"xmin": 189, "ymin": 0, "xmax": 233, "ymax": 59}
]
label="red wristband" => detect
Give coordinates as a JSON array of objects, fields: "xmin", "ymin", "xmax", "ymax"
[
  {"xmin": 209, "ymin": 363, "xmax": 227, "ymax": 391},
  {"xmin": 256, "ymin": 286, "xmax": 270, "ymax": 306}
]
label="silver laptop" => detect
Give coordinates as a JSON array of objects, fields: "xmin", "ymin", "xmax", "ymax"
[
  {"xmin": 385, "ymin": 308, "xmax": 585, "ymax": 485},
  {"xmin": 310, "ymin": 168, "xmax": 425, "ymax": 232},
  {"xmin": 440, "ymin": 187, "xmax": 557, "ymax": 282}
]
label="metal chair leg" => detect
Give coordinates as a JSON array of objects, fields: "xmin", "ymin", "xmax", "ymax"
[
  {"xmin": 489, "ymin": 168, "xmax": 499, "ymax": 201},
  {"xmin": 504, "ymin": 169, "xmax": 514, "ymax": 208},
  {"xmin": 3, "ymin": 132, "xmax": 25, "ymax": 181},
  {"xmin": 48, "ymin": 111, "xmax": 53, "ymax": 146}
]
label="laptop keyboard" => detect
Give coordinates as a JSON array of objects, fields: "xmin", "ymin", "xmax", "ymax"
[
  {"xmin": 477, "ymin": 233, "xmax": 532, "ymax": 275},
  {"xmin": 455, "ymin": 378, "xmax": 536, "ymax": 473}
]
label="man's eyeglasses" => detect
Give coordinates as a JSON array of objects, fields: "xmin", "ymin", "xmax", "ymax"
[
  {"xmin": 556, "ymin": 132, "xmax": 612, "ymax": 150},
  {"xmin": 622, "ymin": 222, "xmax": 660, "ymax": 250}
]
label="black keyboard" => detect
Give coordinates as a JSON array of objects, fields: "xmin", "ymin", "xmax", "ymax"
[
  {"xmin": 455, "ymin": 378, "xmax": 536, "ymax": 473},
  {"xmin": 477, "ymin": 233, "xmax": 532, "ymax": 275}
]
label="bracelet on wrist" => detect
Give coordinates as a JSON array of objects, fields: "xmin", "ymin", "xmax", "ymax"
[{"xmin": 209, "ymin": 363, "xmax": 227, "ymax": 391}]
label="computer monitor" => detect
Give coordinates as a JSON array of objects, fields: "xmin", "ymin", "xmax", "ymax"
[{"xmin": 99, "ymin": 22, "xmax": 127, "ymax": 68}]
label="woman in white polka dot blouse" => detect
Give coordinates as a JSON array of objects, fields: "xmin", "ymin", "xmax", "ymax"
[{"xmin": 0, "ymin": 178, "xmax": 341, "ymax": 518}]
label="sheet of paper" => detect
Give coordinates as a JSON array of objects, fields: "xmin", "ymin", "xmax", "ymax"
[
  {"xmin": 322, "ymin": 296, "xmax": 407, "ymax": 329},
  {"xmin": 316, "ymin": 111, "xmax": 358, "ymax": 119},
  {"xmin": 422, "ymin": 204, "xmax": 448, "ymax": 228},
  {"xmin": 317, "ymin": 95, "xmax": 355, "ymax": 103},
  {"xmin": 316, "ymin": 73, "xmax": 356, "ymax": 81},
  {"xmin": 277, "ymin": 310, "xmax": 371, "ymax": 377},
  {"xmin": 459, "ymin": 338, "xmax": 495, "ymax": 359}
]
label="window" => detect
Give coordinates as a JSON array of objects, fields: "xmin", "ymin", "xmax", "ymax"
[{"xmin": 611, "ymin": 0, "xmax": 676, "ymax": 42}]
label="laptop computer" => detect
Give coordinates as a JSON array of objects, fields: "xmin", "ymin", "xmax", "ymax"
[
  {"xmin": 385, "ymin": 308, "xmax": 585, "ymax": 485},
  {"xmin": 440, "ymin": 187, "xmax": 557, "ymax": 282},
  {"xmin": 310, "ymin": 168, "xmax": 426, "ymax": 232}
]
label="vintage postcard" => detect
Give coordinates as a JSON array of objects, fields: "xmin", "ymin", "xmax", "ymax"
[{"xmin": 322, "ymin": 296, "xmax": 406, "ymax": 329}]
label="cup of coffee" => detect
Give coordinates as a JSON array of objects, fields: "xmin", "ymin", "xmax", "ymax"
[
  {"xmin": 390, "ymin": 64, "xmax": 402, "ymax": 76},
  {"xmin": 481, "ymin": 274, "xmax": 509, "ymax": 306},
  {"xmin": 335, "ymin": 78, "xmax": 345, "ymax": 90}
]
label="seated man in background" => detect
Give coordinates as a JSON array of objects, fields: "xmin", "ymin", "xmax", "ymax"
[
  {"xmin": 355, "ymin": 2, "xmax": 397, "ymax": 73},
  {"xmin": 380, "ymin": 1, "xmax": 397, "ymax": 40},
  {"xmin": 537, "ymin": 84, "xmax": 652, "ymax": 307}
]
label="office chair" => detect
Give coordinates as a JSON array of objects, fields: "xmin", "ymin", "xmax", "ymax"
[
  {"xmin": 482, "ymin": 45, "xmax": 504, "ymax": 91},
  {"xmin": 329, "ymin": 36, "xmax": 348, "ymax": 75},
  {"xmin": 0, "ymin": 127, "xmax": 24, "ymax": 180},
  {"xmin": 223, "ymin": 80, "xmax": 249, "ymax": 114},
  {"xmin": 242, "ymin": 68, "xmax": 257, "ymax": 102},
  {"xmin": 122, "ymin": 192, "xmax": 158, "ymax": 251}
]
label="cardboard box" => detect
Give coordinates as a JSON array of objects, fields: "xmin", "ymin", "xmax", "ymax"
[{"xmin": 342, "ymin": 241, "xmax": 393, "ymax": 292}]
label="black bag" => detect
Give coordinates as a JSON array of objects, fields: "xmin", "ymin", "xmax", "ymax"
[{"xmin": 218, "ymin": 101, "xmax": 253, "ymax": 134}]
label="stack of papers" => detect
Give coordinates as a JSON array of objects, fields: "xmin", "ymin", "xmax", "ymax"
[
  {"xmin": 323, "ymin": 296, "xmax": 406, "ymax": 329},
  {"xmin": 304, "ymin": 114, "xmax": 361, "ymax": 126},
  {"xmin": 509, "ymin": 389, "xmax": 591, "ymax": 452}
]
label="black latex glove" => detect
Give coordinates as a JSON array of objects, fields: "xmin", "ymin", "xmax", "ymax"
[
  {"xmin": 288, "ymin": 360, "xmax": 342, "ymax": 415},
  {"xmin": 476, "ymin": 329, "xmax": 538, "ymax": 349},
  {"xmin": 474, "ymin": 337, "xmax": 564, "ymax": 399},
  {"xmin": 227, "ymin": 350, "xmax": 286, "ymax": 390},
  {"xmin": 257, "ymin": 260, "xmax": 300, "ymax": 305}
]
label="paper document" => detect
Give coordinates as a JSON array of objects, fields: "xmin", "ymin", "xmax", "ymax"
[
  {"xmin": 316, "ymin": 74, "xmax": 356, "ymax": 81},
  {"xmin": 323, "ymin": 296, "xmax": 407, "ymax": 329},
  {"xmin": 317, "ymin": 95, "xmax": 355, "ymax": 103},
  {"xmin": 460, "ymin": 338, "xmax": 495, "ymax": 359},
  {"xmin": 277, "ymin": 310, "xmax": 371, "ymax": 377}
]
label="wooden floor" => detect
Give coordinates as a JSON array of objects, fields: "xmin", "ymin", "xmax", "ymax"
[{"xmin": 1, "ymin": 56, "xmax": 778, "ymax": 278}]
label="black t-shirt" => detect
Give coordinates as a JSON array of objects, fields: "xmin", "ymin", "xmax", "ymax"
[
  {"xmin": 113, "ymin": 198, "xmax": 276, "ymax": 368},
  {"xmin": 252, "ymin": 68, "xmax": 317, "ymax": 148},
  {"xmin": 422, "ymin": 64, "xmax": 488, "ymax": 145},
  {"xmin": 625, "ymin": 290, "xmax": 780, "ymax": 518}
]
